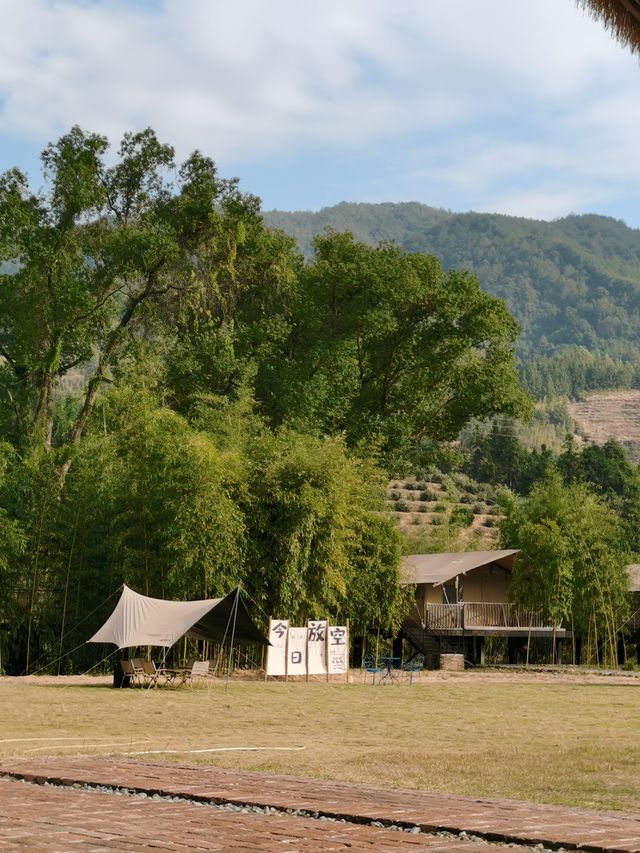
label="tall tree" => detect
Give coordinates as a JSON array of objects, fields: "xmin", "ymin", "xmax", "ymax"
[
  {"xmin": 258, "ymin": 233, "xmax": 532, "ymax": 470},
  {"xmin": 0, "ymin": 127, "xmax": 260, "ymax": 476}
]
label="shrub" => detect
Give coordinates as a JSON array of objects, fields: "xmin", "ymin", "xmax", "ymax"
[
  {"xmin": 434, "ymin": 502, "xmax": 447, "ymax": 513},
  {"xmin": 431, "ymin": 515, "xmax": 444, "ymax": 525},
  {"xmin": 390, "ymin": 490, "xmax": 400, "ymax": 501},
  {"xmin": 395, "ymin": 499, "xmax": 411, "ymax": 512},
  {"xmin": 420, "ymin": 489, "xmax": 437, "ymax": 502},
  {"xmin": 451, "ymin": 472, "xmax": 476, "ymax": 491},
  {"xmin": 440, "ymin": 475, "xmax": 460, "ymax": 502},
  {"xmin": 451, "ymin": 506, "xmax": 474, "ymax": 527}
]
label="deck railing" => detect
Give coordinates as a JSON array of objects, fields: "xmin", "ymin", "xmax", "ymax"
[
  {"xmin": 423, "ymin": 603, "xmax": 462, "ymax": 630},
  {"xmin": 423, "ymin": 602, "xmax": 554, "ymax": 631}
]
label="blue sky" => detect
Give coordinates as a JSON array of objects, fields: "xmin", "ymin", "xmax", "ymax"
[{"xmin": 1, "ymin": 0, "xmax": 640, "ymax": 226}]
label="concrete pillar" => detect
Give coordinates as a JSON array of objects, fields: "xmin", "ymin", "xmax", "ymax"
[{"xmin": 476, "ymin": 636, "xmax": 486, "ymax": 665}]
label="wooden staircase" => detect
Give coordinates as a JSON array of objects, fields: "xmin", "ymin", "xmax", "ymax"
[{"xmin": 403, "ymin": 613, "xmax": 464, "ymax": 667}]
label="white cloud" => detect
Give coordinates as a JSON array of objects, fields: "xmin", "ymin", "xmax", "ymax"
[{"xmin": 0, "ymin": 0, "xmax": 639, "ymax": 221}]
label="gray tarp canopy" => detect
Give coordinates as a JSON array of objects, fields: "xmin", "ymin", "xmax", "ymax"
[{"xmin": 88, "ymin": 584, "xmax": 269, "ymax": 650}]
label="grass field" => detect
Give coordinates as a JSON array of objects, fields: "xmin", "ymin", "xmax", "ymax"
[{"xmin": 1, "ymin": 670, "xmax": 639, "ymax": 813}]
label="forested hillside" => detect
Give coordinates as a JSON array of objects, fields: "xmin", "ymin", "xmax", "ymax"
[{"xmin": 263, "ymin": 204, "xmax": 640, "ymax": 370}]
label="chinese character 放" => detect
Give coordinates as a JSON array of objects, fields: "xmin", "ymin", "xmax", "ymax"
[{"xmin": 308, "ymin": 624, "xmax": 326, "ymax": 642}]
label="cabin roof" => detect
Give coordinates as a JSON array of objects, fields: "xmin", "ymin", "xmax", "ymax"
[{"xmin": 401, "ymin": 550, "xmax": 519, "ymax": 587}]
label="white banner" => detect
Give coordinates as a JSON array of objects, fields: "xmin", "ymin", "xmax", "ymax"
[
  {"xmin": 307, "ymin": 620, "xmax": 328, "ymax": 675},
  {"xmin": 266, "ymin": 619, "xmax": 289, "ymax": 676},
  {"xmin": 328, "ymin": 625, "xmax": 349, "ymax": 674},
  {"xmin": 286, "ymin": 627, "xmax": 307, "ymax": 676}
]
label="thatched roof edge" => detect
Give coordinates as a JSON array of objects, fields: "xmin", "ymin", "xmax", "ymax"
[{"xmin": 578, "ymin": 0, "xmax": 640, "ymax": 54}]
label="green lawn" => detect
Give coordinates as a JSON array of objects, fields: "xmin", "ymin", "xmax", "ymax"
[{"xmin": 1, "ymin": 671, "xmax": 639, "ymax": 813}]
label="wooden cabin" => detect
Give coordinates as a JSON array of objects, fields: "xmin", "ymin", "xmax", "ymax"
[
  {"xmin": 401, "ymin": 550, "xmax": 569, "ymax": 667},
  {"xmin": 625, "ymin": 564, "xmax": 640, "ymax": 663}
]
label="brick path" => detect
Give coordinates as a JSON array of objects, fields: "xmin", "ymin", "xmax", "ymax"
[{"xmin": 1, "ymin": 758, "xmax": 639, "ymax": 852}]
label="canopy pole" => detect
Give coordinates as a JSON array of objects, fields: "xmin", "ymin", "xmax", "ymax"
[{"xmin": 225, "ymin": 588, "xmax": 240, "ymax": 694}]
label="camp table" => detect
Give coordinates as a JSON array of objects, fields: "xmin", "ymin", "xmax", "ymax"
[
  {"xmin": 160, "ymin": 666, "xmax": 192, "ymax": 686},
  {"xmin": 379, "ymin": 656, "xmax": 400, "ymax": 684}
]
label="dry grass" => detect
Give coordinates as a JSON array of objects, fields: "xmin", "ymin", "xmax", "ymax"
[{"xmin": 1, "ymin": 669, "xmax": 639, "ymax": 813}]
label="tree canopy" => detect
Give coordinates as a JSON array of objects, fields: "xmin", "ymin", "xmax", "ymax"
[
  {"xmin": 257, "ymin": 232, "xmax": 531, "ymax": 470},
  {"xmin": 0, "ymin": 128, "xmax": 534, "ymax": 673}
]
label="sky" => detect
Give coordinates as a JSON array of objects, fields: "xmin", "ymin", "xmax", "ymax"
[{"xmin": 1, "ymin": 0, "xmax": 640, "ymax": 226}]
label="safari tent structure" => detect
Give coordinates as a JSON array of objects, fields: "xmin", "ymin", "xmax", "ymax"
[
  {"xmin": 400, "ymin": 550, "xmax": 569, "ymax": 667},
  {"xmin": 89, "ymin": 584, "xmax": 268, "ymax": 652},
  {"xmin": 625, "ymin": 564, "xmax": 640, "ymax": 662}
]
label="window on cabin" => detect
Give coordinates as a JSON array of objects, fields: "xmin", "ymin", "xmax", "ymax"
[
  {"xmin": 442, "ymin": 583, "xmax": 456, "ymax": 604},
  {"xmin": 442, "ymin": 579, "xmax": 463, "ymax": 604}
]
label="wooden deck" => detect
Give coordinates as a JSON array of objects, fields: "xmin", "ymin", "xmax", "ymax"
[{"xmin": 419, "ymin": 602, "xmax": 568, "ymax": 638}]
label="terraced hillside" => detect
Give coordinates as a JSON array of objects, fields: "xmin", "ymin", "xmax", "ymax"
[
  {"xmin": 568, "ymin": 390, "xmax": 640, "ymax": 461},
  {"xmin": 386, "ymin": 476, "xmax": 501, "ymax": 548}
]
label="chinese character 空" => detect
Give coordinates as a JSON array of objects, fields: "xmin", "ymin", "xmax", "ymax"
[{"xmin": 330, "ymin": 627, "xmax": 346, "ymax": 645}]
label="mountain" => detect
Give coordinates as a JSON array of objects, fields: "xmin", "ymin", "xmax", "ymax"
[{"xmin": 262, "ymin": 203, "xmax": 640, "ymax": 362}]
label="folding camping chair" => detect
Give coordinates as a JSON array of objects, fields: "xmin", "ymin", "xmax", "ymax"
[
  {"xmin": 187, "ymin": 660, "xmax": 214, "ymax": 688},
  {"xmin": 120, "ymin": 659, "xmax": 143, "ymax": 687},
  {"xmin": 130, "ymin": 658, "xmax": 147, "ymax": 685},
  {"xmin": 140, "ymin": 659, "xmax": 164, "ymax": 687}
]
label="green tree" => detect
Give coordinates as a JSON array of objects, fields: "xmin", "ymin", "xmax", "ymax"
[
  {"xmin": 500, "ymin": 473, "xmax": 630, "ymax": 665},
  {"xmin": 0, "ymin": 127, "xmax": 259, "ymax": 474},
  {"xmin": 259, "ymin": 233, "xmax": 532, "ymax": 470},
  {"xmin": 243, "ymin": 428, "xmax": 403, "ymax": 625}
]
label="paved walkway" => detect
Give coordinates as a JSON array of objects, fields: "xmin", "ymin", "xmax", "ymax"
[{"xmin": 1, "ymin": 758, "xmax": 639, "ymax": 852}]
